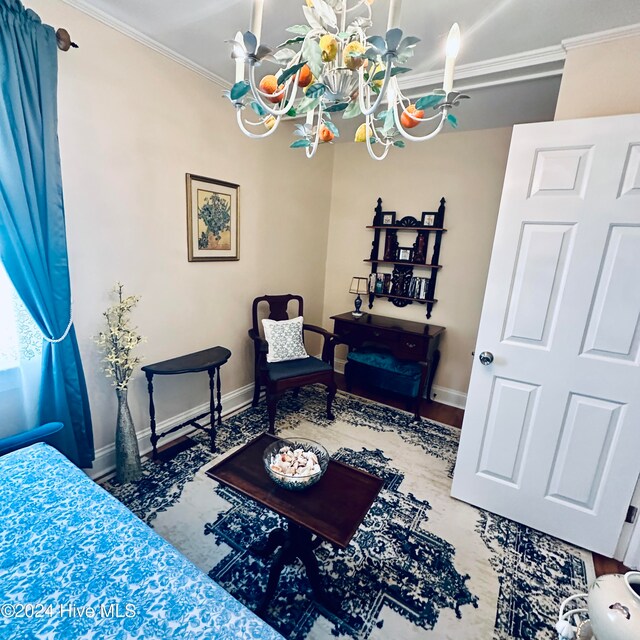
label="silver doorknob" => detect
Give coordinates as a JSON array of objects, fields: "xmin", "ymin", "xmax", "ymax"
[{"xmin": 479, "ymin": 351, "xmax": 494, "ymax": 366}]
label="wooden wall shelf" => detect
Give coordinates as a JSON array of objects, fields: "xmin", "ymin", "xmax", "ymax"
[
  {"xmin": 365, "ymin": 197, "xmax": 447, "ymax": 319},
  {"xmin": 371, "ymin": 293, "xmax": 437, "ymax": 304},
  {"xmin": 366, "ymin": 226, "xmax": 448, "ymax": 232},
  {"xmin": 364, "ymin": 259, "xmax": 443, "ymax": 269}
]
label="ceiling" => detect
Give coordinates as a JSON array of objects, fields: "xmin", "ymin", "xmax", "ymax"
[{"xmin": 63, "ymin": 0, "xmax": 640, "ymax": 131}]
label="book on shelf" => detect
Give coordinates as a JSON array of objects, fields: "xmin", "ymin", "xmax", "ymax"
[
  {"xmin": 369, "ymin": 273, "xmax": 431, "ymax": 300},
  {"xmin": 405, "ymin": 276, "xmax": 431, "ymax": 300},
  {"xmin": 407, "ymin": 277, "xmax": 417, "ymax": 299}
]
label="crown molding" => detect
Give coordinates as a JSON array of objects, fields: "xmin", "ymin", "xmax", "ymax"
[
  {"xmin": 562, "ymin": 22, "xmax": 640, "ymax": 51},
  {"xmin": 397, "ymin": 44, "xmax": 565, "ymax": 93},
  {"xmin": 59, "ymin": 0, "xmax": 231, "ymax": 89}
]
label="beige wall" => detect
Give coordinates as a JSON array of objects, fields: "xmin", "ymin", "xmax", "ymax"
[
  {"xmin": 28, "ymin": 0, "xmax": 335, "ymax": 463},
  {"xmin": 323, "ymin": 128, "xmax": 513, "ymax": 396},
  {"xmin": 555, "ymin": 34, "xmax": 640, "ymax": 119},
  {"xmin": 29, "ymin": 3, "xmax": 638, "ymax": 461}
]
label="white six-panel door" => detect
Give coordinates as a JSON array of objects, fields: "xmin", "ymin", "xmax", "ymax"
[{"xmin": 451, "ymin": 114, "xmax": 640, "ymax": 557}]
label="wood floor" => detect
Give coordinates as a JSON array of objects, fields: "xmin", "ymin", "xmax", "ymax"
[
  {"xmin": 592, "ymin": 554, "xmax": 629, "ymax": 577},
  {"xmin": 336, "ymin": 373, "xmax": 629, "ymax": 578}
]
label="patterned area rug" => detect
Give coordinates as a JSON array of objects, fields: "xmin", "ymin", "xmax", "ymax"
[{"xmin": 106, "ymin": 388, "xmax": 592, "ymax": 639}]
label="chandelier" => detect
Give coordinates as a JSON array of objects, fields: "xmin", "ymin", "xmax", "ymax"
[{"xmin": 225, "ymin": 0, "xmax": 468, "ymax": 160}]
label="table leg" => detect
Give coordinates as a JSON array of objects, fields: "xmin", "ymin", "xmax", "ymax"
[
  {"xmin": 216, "ymin": 366, "xmax": 223, "ymax": 427},
  {"xmin": 298, "ymin": 543, "xmax": 340, "ymax": 612},
  {"xmin": 251, "ymin": 527, "xmax": 287, "ymax": 559},
  {"xmin": 415, "ymin": 364, "xmax": 429, "ymax": 421},
  {"xmin": 255, "ymin": 521, "xmax": 340, "ymax": 616},
  {"xmin": 208, "ymin": 368, "xmax": 217, "ymax": 454},
  {"xmin": 145, "ymin": 372, "xmax": 158, "ymax": 459},
  {"xmin": 257, "ymin": 546, "xmax": 291, "ymax": 617},
  {"xmin": 426, "ymin": 349, "xmax": 441, "ymax": 403}
]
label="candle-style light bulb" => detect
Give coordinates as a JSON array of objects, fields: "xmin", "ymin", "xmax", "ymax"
[
  {"xmin": 234, "ymin": 31, "xmax": 244, "ymax": 84},
  {"xmin": 250, "ymin": 0, "xmax": 264, "ymax": 45},
  {"xmin": 443, "ymin": 23, "xmax": 461, "ymax": 94}
]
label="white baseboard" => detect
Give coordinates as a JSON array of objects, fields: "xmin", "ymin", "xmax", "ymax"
[
  {"xmin": 333, "ymin": 358, "xmax": 467, "ymax": 410},
  {"xmin": 430, "ymin": 385, "xmax": 467, "ymax": 410},
  {"xmin": 89, "ymin": 382, "xmax": 257, "ymax": 480}
]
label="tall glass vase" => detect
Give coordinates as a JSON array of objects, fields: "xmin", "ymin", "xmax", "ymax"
[{"xmin": 115, "ymin": 388, "xmax": 142, "ymax": 483}]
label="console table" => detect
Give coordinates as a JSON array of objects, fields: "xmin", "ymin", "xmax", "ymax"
[
  {"xmin": 141, "ymin": 346, "xmax": 231, "ymax": 458},
  {"xmin": 331, "ymin": 312, "xmax": 444, "ymax": 420}
]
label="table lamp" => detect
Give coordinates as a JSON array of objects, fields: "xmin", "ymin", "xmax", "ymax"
[{"xmin": 349, "ymin": 277, "xmax": 369, "ymax": 318}]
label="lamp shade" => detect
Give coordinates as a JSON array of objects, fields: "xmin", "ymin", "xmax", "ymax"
[{"xmin": 349, "ymin": 277, "xmax": 369, "ymax": 295}]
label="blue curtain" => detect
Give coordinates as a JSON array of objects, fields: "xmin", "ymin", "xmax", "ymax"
[{"xmin": 0, "ymin": 0, "xmax": 94, "ymax": 467}]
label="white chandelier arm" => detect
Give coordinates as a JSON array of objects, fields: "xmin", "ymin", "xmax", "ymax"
[
  {"xmin": 395, "ymin": 85, "xmax": 445, "ymax": 123},
  {"xmin": 392, "ymin": 104, "xmax": 448, "ymax": 142},
  {"xmin": 367, "ymin": 113, "xmax": 387, "ymax": 146},
  {"xmin": 388, "ymin": 77, "xmax": 448, "ymax": 141},
  {"xmin": 305, "ymin": 104, "xmax": 324, "ymax": 158},
  {"xmin": 242, "ymin": 116, "xmax": 272, "ymax": 127},
  {"xmin": 248, "ymin": 61, "xmax": 301, "ymax": 117},
  {"xmin": 236, "ymin": 108, "xmax": 282, "ymax": 139},
  {"xmin": 357, "ymin": 61, "xmax": 393, "ymax": 116},
  {"xmin": 365, "ymin": 114, "xmax": 392, "ymax": 161}
]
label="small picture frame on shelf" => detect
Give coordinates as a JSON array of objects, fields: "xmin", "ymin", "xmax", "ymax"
[
  {"xmin": 421, "ymin": 213, "xmax": 436, "ymax": 227},
  {"xmin": 381, "ymin": 212, "xmax": 396, "ymax": 226},
  {"xmin": 397, "ymin": 247, "xmax": 413, "ymax": 262}
]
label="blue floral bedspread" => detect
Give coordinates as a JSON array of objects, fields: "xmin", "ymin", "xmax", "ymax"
[{"xmin": 0, "ymin": 443, "xmax": 283, "ymax": 640}]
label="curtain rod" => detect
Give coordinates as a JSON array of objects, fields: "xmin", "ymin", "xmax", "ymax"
[{"xmin": 56, "ymin": 29, "xmax": 78, "ymax": 51}]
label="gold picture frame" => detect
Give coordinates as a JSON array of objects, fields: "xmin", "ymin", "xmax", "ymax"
[{"xmin": 186, "ymin": 174, "xmax": 240, "ymax": 262}]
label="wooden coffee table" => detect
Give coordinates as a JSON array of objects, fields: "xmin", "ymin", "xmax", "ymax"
[{"xmin": 206, "ymin": 433, "xmax": 384, "ymax": 614}]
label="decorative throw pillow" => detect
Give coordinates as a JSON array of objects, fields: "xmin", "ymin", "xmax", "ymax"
[{"xmin": 262, "ymin": 316, "xmax": 309, "ymax": 363}]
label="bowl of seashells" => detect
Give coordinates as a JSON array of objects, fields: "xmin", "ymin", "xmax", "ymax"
[{"xmin": 263, "ymin": 438, "xmax": 330, "ymax": 491}]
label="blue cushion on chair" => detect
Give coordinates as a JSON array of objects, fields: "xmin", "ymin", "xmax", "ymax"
[{"xmin": 266, "ymin": 356, "xmax": 332, "ymax": 382}]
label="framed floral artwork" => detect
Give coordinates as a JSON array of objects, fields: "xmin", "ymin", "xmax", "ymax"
[{"xmin": 186, "ymin": 174, "xmax": 240, "ymax": 261}]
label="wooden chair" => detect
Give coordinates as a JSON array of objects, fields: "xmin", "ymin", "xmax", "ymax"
[{"xmin": 249, "ymin": 294, "xmax": 337, "ymax": 433}]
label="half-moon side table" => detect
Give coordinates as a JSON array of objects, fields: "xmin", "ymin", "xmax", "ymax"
[{"xmin": 141, "ymin": 346, "xmax": 231, "ymax": 459}]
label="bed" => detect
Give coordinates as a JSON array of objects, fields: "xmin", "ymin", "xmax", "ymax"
[{"xmin": 0, "ymin": 443, "xmax": 283, "ymax": 640}]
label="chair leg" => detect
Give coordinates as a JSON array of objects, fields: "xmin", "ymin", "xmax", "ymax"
[
  {"xmin": 252, "ymin": 380, "xmax": 261, "ymax": 408},
  {"xmin": 326, "ymin": 381, "xmax": 337, "ymax": 421},
  {"xmin": 267, "ymin": 392, "xmax": 278, "ymax": 434}
]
